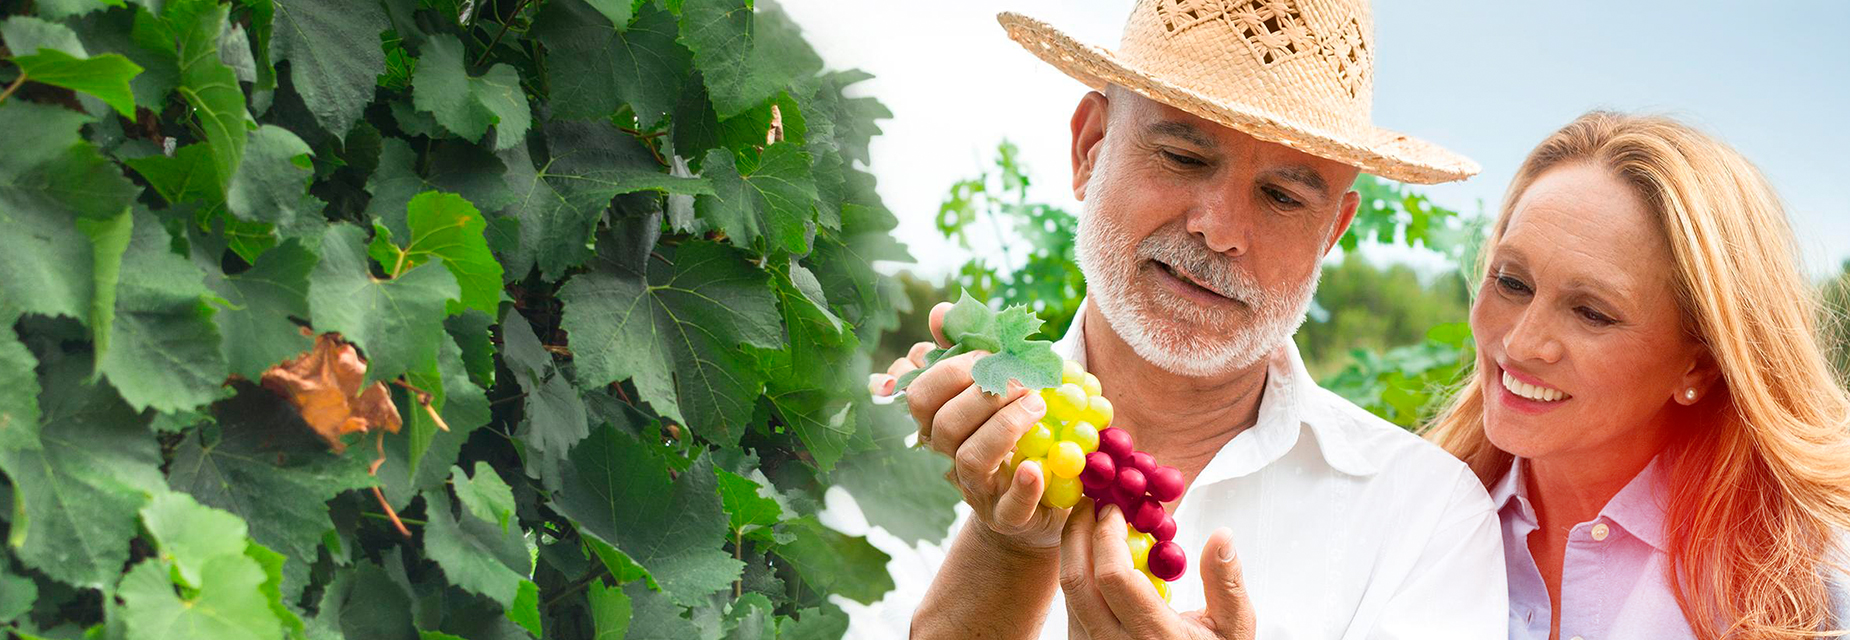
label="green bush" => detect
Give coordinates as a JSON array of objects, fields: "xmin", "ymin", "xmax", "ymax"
[{"xmin": 0, "ymin": 0, "xmax": 961, "ymax": 637}]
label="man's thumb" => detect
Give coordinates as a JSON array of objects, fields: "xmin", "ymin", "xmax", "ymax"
[{"xmin": 1201, "ymin": 528, "xmax": 1256, "ymax": 639}]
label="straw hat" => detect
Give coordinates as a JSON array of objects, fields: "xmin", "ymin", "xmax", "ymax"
[{"xmin": 998, "ymin": 0, "xmax": 1477, "ymax": 184}]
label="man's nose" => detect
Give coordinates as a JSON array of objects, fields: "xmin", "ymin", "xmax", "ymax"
[{"xmin": 1183, "ymin": 188, "xmax": 1251, "ymax": 257}]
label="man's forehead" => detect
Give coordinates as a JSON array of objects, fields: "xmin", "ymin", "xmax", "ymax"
[{"xmin": 1113, "ymin": 89, "xmax": 1357, "ymax": 183}]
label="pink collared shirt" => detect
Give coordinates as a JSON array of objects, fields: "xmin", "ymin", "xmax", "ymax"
[{"xmin": 1492, "ymin": 455, "xmax": 1696, "ymax": 639}]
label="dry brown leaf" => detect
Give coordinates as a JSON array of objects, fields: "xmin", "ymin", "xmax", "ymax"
[{"xmin": 261, "ymin": 332, "xmax": 402, "ymax": 453}]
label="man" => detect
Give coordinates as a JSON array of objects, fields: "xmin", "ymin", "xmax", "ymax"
[{"xmin": 875, "ymin": 1, "xmax": 1505, "ymax": 638}]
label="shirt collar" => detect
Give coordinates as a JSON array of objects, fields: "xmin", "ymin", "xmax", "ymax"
[
  {"xmin": 1490, "ymin": 454, "xmax": 1670, "ymax": 552},
  {"xmin": 1051, "ymin": 297, "xmax": 1379, "ymax": 486}
]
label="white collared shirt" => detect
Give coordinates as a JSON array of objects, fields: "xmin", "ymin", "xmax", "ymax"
[{"xmin": 840, "ymin": 299, "xmax": 1508, "ymax": 639}]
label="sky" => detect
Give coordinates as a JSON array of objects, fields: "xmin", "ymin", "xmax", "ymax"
[{"xmin": 779, "ymin": 0, "xmax": 1850, "ymax": 279}]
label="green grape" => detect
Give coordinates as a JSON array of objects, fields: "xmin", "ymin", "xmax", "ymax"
[
  {"xmin": 1066, "ymin": 421, "xmax": 1100, "ymax": 453},
  {"xmin": 1061, "ymin": 359, "xmax": 1086, "ymax": 385},
  {"xmin": 1127, "ymin": 529, "xmax": 1154, "ymax": 570},
  {"xmin": 1083, "ymin": 395, "xmax": 1115, "ymax": 428},
  {"xmin": 1016, "ymin": 422, "xmax": 1055, "ymax": 457},
  {"xmin": 1047, "ymin": 383, "xmax": 1088, "ymax": 422},
  {"xmin": 1042, "ymin": 474, "xmax": 1083, "ymax": 509},
  {"xmin": 1047, "ymin": 441, "xmax": 1086, "ymax": 478},
  {"xmin": 1082, "ymin": 372, "xmax": 1103, "ymax": 397},
  {"xmin": 1146, "ymin": 569, "xmax": 1170, "ymax": 600}
]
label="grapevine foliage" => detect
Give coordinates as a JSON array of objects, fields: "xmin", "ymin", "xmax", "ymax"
[
  {"xmin": 894, "ymin": 292, "xmax": 1063, "ymax": 395},
  {"xmin": 0, "ymin": 0, "xmax": 961, "ymax": 637}
]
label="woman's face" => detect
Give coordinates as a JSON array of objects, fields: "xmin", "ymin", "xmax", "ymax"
[{"xmin": 1474, "ymin": 162, "xmax": 1706, "ymax": 464}]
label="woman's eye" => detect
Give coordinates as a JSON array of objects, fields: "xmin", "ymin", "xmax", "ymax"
[
  {"xmin": 1577, "ymin": 307, "xmax": 1616, "ymax": 326},
  {"xmin": 1263, "ymin": 187, "xmax": 1301, "ymax": 207},
  {"xmin": 1160, "ymin": 150, "xmax": 1204, "ymax": 167},
  {"xmin": 1496, "ymin": 275, "xmax": 1531, "ymax": 295}
]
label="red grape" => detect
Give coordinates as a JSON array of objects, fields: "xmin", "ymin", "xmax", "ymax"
[
  {"xmin": 1098, "ymin": 427, "xmax": 1134, "ymax": 461},
  {"xmin": 1147, "ymin": 540, "xmax": 1187, "ymax": 581},
  {"xmin": 1080, "ymin": 451, "xmax": 1116, "ymax": 490},
  {"xmin": 1151, "ymin": 515, "xmax": 1177, "ymax": 542},
  {"xmin": 1113, "ymin": 467, "xmax": 1147, "ymax": 503},
  {"xmin": 1147, "ymin": 465, "xmax": 1185, "ymax": 503},
  {"xmin": 1127, "ymin": 451, "xmax": 1157, "ymax": 476},
  {"xmin": 1132, "ymin": 498, "xmax": 1166, "ymax": 533}
]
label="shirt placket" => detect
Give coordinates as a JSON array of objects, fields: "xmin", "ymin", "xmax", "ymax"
[{"xmin": 1557, "ymin": 518, "xmax": 1616, "ymax": 640}]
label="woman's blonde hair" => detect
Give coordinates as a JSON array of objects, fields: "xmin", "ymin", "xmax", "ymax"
[{"xmin": 1423, "ymin": 111, "xmax": 1850, "ymax": 638}]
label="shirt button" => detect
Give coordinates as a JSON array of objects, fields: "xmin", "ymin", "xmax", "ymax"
[{"xmin": 1591, "ymin": 523, "xmax": 1610, "ymax": 541}]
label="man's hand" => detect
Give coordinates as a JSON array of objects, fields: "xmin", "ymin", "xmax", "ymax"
[
  {"xmin": 1058, "ymin": 501, "xmax": 1256, "ymax": 640},
  {"xmin": 875, "ymin": 301, "xmax": 1070, "ymax": 551}
]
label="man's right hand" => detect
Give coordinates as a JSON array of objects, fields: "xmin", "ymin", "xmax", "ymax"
[{"xmin": 875, "ymin": 301, "xmax": 1072, "ymax": 551}]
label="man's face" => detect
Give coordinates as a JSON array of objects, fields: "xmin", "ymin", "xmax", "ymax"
[{"xmin": 1071, "ymin": 87, "xmax": 1362, "ymax": 377}]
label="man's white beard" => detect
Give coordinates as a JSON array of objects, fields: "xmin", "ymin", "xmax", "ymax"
[{"xmin": 1073, "ymin": 177, "xmax": 1321, "ymax": 378}]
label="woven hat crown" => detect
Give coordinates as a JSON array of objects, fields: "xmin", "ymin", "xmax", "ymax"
[
  {"xmin": 1125, "ymin": 0, "xmax": 1374, "ymax": 141},
  {"xmin": 999, "ymin": 0, "xmax": 1477, "ymax": 184}
]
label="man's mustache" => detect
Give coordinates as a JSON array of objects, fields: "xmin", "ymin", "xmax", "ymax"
[{"xmin": 1135, "ymin": 230, "xmax": 1264, "ymax": 305}]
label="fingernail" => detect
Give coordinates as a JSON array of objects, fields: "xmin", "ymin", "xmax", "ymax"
[
  {"xmin": 1022, "ymin": 392, "xmax": 1046, "ymax": 416},
  {"xmin": 1219, "ymin": 536, "xmax": 1236, "ymax": 563},
  {"xmin": 881, "ymin": 376, "xmax": 896, "ymax": 396}
]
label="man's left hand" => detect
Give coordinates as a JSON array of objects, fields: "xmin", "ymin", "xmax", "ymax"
[{"xmin": 1058, "ymin": 501, "xmax": 1257, "ymax": 640}]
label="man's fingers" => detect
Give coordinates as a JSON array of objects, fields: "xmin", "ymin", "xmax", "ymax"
[
  {"xmin": 952, "ymin": 390, "xmax": 1045, "ymax": 491},
  {"xmin": 1200, "ymin": 527, "xmax": 1256, "ymax": 639},
  {"xmin": 1091, "ymin": 502, "xmax": 1168, "ymax": 635},
  {"xmin": 991, "ymin": 460, "xmax": 1046, "ymax": 532},
  {"xmin": 904, "ymin": 350, "xmax": 983, "ymax": 443},
  {"xmin": 929, "ymin": 376, "xmax": 1025, "ymax": 458},
  {"xmin": 1059, "ymin": 502, "xmax": 1122, "ymax": 639},
  {"xmin": 927, "ymin": 301, "xmax": 953, "ymax": 347},
  {"xmin": 904, "ymin": 340, "xmax": 934, "ymax": 369}
]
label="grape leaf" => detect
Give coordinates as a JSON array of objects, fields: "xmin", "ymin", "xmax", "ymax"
[
  {"xmin": 452, "ymin": 461, "xmax": 515, "ymax": 532},
  {"xmin": 559, "ymin": 239, "xmax": 781, "ymax": 445},
  {"xmin": 197, "ymin": 237, "xmax": 315, "ymax": 381},
  {"xmin": 137, "ymin": 491, "xmax": 249, "ymax": 588},
  {"xmin": 831, "ymin": 401, "xmax": 961, "ymax": 546},
  {"xmin": 695, "ymin": 142, "xmax": 817, "ymax": 256},
  {"xmin": 549, "ymin": 426, "xmax": 742, "ymax": 605},
  {"xmin": 245, "ymin": 542, "xmax": 309, "ymax": 640},
  {"xmin": 2, "ymin": 15, "xmax": 86, "ymax": 57},
  {"xmin": 367, "ymin": 191, "xmax": 503, "ymax": 316},
  {"xmin": 117, "ymin": 555, "xmax": 284, "ymax": 640},
  {"xmin": 0, "ymin": 356, "xmax": 165, "ymax": 589},
  {"xmin": 715, "ymin": 468, "xmax": 785, "ymax": 544},
  {"xmin": 364, "ymin": 138, "xmax": 513, "ymax": 237},
  {"xmin": 412, "ymin": 34, "xmax": 530, "ymax": 151},
  {"xmin": 374, "ymin": 331, "xmax": 490, "ymax": 507},
  {"xmin": 622, "ymin": 581, "xmax": 697, "ymax": 640},
  {"xmin": 501, "ymin": 308, "xmax": 589, "ymax": 468},
  {"xmin": 95, "ymin": 210, "xmax": 231, "ymax": 413},
  {"xmin": 587, "ymin": 580, "xmax": 631, "ymax": 640},
  {"xmin": 677, "ymin": 0, "xmax": 822, "ymax": 119},
  {"xmin": 308, "ymin": 224, "xmax": 460, "ymax": 384},
  {"xmin": 0, "ymin": 324, "xmax": 39, "ymax": 442},
  {"xmin": 10, "ymin": 48, "xmax": 142, "ymax": 118},
  {"xmin": 532, "ymin": 0, "xmax": 687, "ymax": 126},
  {"xmin": 226, "ymin": 125, "xmax": 318, "ymax": 227},
  {"xmin": 167, "ymin": 385, "xmax": 376, "ymax": 599},
  {"xmin": 422, "ymin": 490, "xmax": 532, "ymax": 610},
  {"xmin": 315, "ymin": 562, "xmax": 416, "ymax": 640},
  {"xmin": 270, "ymin": 0, "xmax": 388, "ymax": 138},
  {"xmin": 0, "ymin": 101, "xmax": 139, "ymax": 326},
  {"xmin": 894, "ymin": 291, "xmax": 1062, "ymax": 395},
  {"xmin": 773, "ymin": 516, "xmax": 893, "ymax": 606},
  {"xmin": 0, "ymin": 564, "xmax": 35, "ymax": 625},
  {"xmin": 34, "ymin": 0, "xmax": 121, "ymax": 21},
  {"xmin": 164, "ymin": 0, "xmax": 252, "ymax": 194}
]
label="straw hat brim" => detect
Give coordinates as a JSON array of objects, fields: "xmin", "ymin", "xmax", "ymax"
[{"xmin": 998, "ymin": 12, "xmax": 1479, "ymax": 185}]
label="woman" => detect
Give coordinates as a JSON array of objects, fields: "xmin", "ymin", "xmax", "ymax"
[{"xmin": 1425, "ymin": 111, "xmax": 1850, "ymax": 639}]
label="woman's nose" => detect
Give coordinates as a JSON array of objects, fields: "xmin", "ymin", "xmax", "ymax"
[{"xmin": 1502, "ymin": 307, "xmax": 1564, "ymax": 364}]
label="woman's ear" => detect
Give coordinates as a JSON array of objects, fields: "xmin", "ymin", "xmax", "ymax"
[
  {"xmin": 1675, "ymin": 348, "xmax": 1724, "ymax": 405},
  {"xmin": 1070, "ymin": 91, "xmax": 1110, "ymax": 201}
]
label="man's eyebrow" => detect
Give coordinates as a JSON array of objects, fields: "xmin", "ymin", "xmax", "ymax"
[
  {"xmin": 1143, "ymin": 120, "xmax": 1216, "ymax": 148},
  {"xmin": 1265, "ymin": 164, "xmax": 1331, "ymax": 195}
]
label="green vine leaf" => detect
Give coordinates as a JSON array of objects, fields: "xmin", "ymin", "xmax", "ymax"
[
  {"xmin": 696, "ymin": 142, "xmax": 819, "ymax": 256},
  {"xmin": 269, "ymin": 0, "xmax": 388, "ymax": 138},
  {"xmin": 532, "ymin": 0, "xmax": 687, "ymax": 126},
  {"xmin": 308, "ymin": 224, "xmax": 460, "ymax": 384},
  {"xmin": 411, "ymin": 34, "xmax": 530, "ymax": 151},
  {"xmin": 366, "ymin": 191, "xmax": 503, "ymax": 316},
  {"xmin": 9, "ymin": 48, "xmax": 143, "ymax": 117}
]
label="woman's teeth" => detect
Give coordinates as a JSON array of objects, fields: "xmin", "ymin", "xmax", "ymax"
[{"xmin": 1502, "ymin": 370, "xmax": 1568, "ymax": 402}]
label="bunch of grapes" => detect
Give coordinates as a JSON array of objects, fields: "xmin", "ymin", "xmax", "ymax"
[{"xmin": 1009, "ymin": 359, "xmax": 1188, "ymax": 600}]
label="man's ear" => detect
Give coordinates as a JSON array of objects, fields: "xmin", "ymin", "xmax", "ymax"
[
  {"xmin": 1071, "ymin": 91, "xmax": 1110, "ymax": 201},
  {"xmin": 1322, "ymin": 190, "xmax": 1361, "ymax": 256}
]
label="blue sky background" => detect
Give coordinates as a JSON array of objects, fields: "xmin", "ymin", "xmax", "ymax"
[{"xmin": 779, "ymin": 0, "xmax": 1850, "ymax": 279}]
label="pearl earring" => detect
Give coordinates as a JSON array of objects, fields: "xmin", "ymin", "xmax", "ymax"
[{"xmin": 1683, "ymin": 388, "xmax": 1697, "ymax": 402}]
